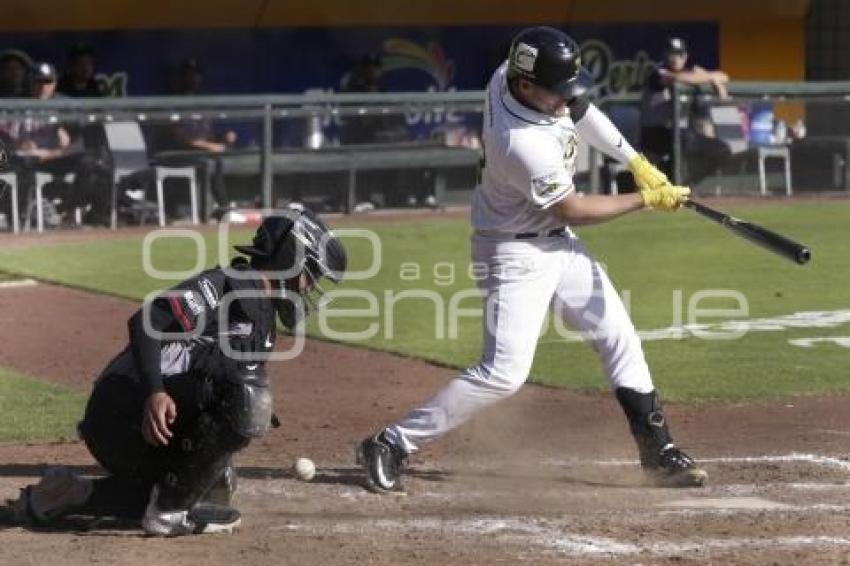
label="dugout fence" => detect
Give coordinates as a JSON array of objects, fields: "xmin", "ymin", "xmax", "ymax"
[{"xmin": 0, "ymin": 81, "xmax": 848, "ymax": 232}]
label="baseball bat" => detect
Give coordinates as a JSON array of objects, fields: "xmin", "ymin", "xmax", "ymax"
[{"xmin": 684, "ymin": 200, "xmax": 811, "ymax": 265}]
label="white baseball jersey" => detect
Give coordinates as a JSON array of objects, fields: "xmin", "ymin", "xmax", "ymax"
[
  {"xmin": 472, "ymin": 61, "xmax": 579, "ymax": 235},
  {"xmin": 384, "ymin": 60, "xmax": 652, "ymax": 455}
]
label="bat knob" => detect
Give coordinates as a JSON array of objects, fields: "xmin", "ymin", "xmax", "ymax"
[{"xmin": 796, "ymin": 247, "xmax": 811, "ymax": 265}]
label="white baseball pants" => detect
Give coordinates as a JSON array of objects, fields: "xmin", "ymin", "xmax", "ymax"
[{"xmin": 385, "ymin": 233, "xmax": 655, "ymax": 454}]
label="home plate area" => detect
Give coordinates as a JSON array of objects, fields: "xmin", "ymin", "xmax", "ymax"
[{"xmin": 226, "ymin": 451, "xmax": 850, "ymax": 563}]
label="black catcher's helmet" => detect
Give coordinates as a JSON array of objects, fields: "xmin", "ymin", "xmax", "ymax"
[
  {"xmin": 234, "ymin": 204, "xmax": 347, "ymax": 327},
  {"xmin": 507, "ymin": 26, "xmax": 591, "ymax": 98}
]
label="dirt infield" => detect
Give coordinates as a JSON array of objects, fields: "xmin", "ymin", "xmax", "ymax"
[{"xmin": 1, "ymin": 283, "xmax": 850, "ymax": 563}]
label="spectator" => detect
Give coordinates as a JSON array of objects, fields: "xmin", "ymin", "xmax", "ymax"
[
  {"xmin": 640, "ymin": 37, "xmax": 731, "ymax": 183},
  {"xmin": 155, "ymin": 58, "xmax": 236, "ymax": 216},
  {"xmin": 15, "ymin": 62, "xmax": 112, "ymax": 225},
  {"xmin": 338, "ymin": 54, "xmax": 420, "ymax": 209},
  {"xmin": 0, "ymin": 49, "xmax": 33, "ymax": 98},
  {"xmin": 57, "ymin": 43, "xmax": 106, "ymax": 98},
  {"xmin": 16, "ymin": 62, "xmax": 72, "ymax": 160},
  {"xmin": 339, "ymin": 54, "xmax": 407, "ymax": 145},
  {"xmin": 166, "ymin": 58, "xmax": 237, "ymax": 153}
]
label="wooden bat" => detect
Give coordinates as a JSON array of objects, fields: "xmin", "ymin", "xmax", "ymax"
[{"xmin": 684, "ymin": 200, "xmax": 811, "ymax": 265}]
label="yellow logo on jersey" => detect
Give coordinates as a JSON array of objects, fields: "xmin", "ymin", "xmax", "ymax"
[
  {"xmin": 564, "ymin": 134, "xmax": 578, "ymax": 162},
  {"xmin": 538, "ymin": 183, "xmax": 561, "ymax": 197}
]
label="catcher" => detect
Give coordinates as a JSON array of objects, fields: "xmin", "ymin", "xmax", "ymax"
[{"xmin": 3, "ymin": 205, "xmax": 346, "ymax": 535}]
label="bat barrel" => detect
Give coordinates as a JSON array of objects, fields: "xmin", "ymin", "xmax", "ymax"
[{"xmin": 685, "ymin": 199, "xmax": 811, "ymax": 265}]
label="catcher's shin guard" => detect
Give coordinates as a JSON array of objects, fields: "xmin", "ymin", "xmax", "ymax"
[
  {"xmin": 203, "ymin": 459, "xmax": 238, "ymax": 506},
  {"xmin": 156, "ymin": 368, "xmax": 271, "ymax": 511},
  {"xmin": 155, "ymin": 412, "xmax": 250, "ymax": 512},
  {"xmin": 615, "ymin": 388, "xmax": 708, "ymax": 487}
]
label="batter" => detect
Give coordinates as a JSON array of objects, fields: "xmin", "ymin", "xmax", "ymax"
[{"xmin": 358, "ymin": 26, "xmax": 707, "ymax": 491}]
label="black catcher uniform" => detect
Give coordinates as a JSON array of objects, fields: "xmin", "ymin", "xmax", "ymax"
[{"xmin": 6, "ymin": 205, "xmax": 346, "ymax": 535}]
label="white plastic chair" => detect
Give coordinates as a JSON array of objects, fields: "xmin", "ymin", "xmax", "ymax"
[
  {"xmin": 103, "ymin": 122, "xmax": 199, "ymax": 228},
  {"xmin": 28, "ymin": 171, "xmax": 75, "ymax": 233},
  {"xmin": 0, "ymin": 171, "xmax": 19, "ymax": 233},
  {"xmin": 709, "ymin": 105, "xmax": 792, "ymax": 196}
]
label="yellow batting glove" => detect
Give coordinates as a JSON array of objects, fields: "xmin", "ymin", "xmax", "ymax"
[
  {"xmin": 628, "ymin": 154, "xmax": 669, "ymax": 193},
  {"xmin": 640, "ymin": 184, "xmax": 691, "ymax": 211}
]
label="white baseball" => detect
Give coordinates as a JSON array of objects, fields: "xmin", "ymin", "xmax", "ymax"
[{"xmin": 293, "ymin": 457, "xmax": 316, "ymax": 481}]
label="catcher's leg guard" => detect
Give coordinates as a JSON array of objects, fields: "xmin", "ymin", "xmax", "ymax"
[
  {"xmin": 203, "ymin": 459, "xmax": 238, "ymax": 506},
  {"xmin": 153, "ymin": 366, "xmax": 273, "ymax": 511},
  {"xmin": 154, "ymin": 412, "xmax": 250, "ymax": 511},
  {"xmin": 615, "ymin": 388, "xmax": 708, "ymax": 487}
]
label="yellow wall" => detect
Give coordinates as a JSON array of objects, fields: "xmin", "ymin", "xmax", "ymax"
[
  {"xmin": 0, "ymin": 0, "xmax": 809, "ymax": 80},
  {"xmin": 720, "ymin": 17, "xmax": 805, "ymax": 80}
]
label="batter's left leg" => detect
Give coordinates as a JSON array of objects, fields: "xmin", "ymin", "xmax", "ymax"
[{"xmin": 553, "ymin": 240, "xmax": 707, "ymax": 487}]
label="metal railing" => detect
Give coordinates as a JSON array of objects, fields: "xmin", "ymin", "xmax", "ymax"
[
  {"xmin": 0, "ymin": 91, "xmax": 486, "ymax": 209},
  {"xmin": 2, "ymin": 79, "xmax": 848, "ymax": 218},
  {"xmin": 671, "ymin": 80, "xmax": 850, "ymax": 187}
]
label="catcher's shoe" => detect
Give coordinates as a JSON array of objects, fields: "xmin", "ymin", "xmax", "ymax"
[
  {"xmin": 142, "ymin": 485, "xmax": 241, "ymax": 536},
  {"xmin": 356, "ymin": 432, "xmax": 407, "ymax": 493},
  {"xmin": 6, "ymin": 466, "xmax": 93, "ymax": 524},
  {"xmin": 641, "ymin": 443, "xmax": 708, "ymax": 488}
]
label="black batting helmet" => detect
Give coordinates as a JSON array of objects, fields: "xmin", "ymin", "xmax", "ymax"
[{"xmin": 507, "ymin": 26, "xmax": 591, "ymax": 97}]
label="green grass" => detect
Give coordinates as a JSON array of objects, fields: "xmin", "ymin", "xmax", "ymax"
[
  {"xmin": 0, "ymin": 368, "xmax": 86, "ymax": 441},
  {"xmin": 0, "ymin": 202, "xmax": 847, "ymax": 402}
]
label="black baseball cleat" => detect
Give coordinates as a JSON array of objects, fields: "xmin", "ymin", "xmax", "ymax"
[
  {"xmin": 615, "ymin": 388, "xmax": 708, "ymax": 488},
  {"xmin": 641, "ymin": 443, "xmax": 708, "ymax": 488},
  {"xmin": 356, "ymin": 432, "xmax": 407, "ymax": 493}
]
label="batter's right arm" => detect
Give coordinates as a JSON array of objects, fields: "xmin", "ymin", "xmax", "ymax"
[
  {"xmin": 551, "ymin": 191, "xmax": 643, "ymax": 225},
  {"xmin": 552, "ymin": 183, "xmax": 690, "ymax": 225}
]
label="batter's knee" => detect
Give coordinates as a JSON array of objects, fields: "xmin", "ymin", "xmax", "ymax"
[{"xmin": 464, "ymin": 362, "xmax": 527, "ymax": 397}]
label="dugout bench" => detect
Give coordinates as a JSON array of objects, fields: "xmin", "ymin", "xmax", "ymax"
[{"xmin": 154, "ymin": 142, "xmax": 481, "ymax": 218}]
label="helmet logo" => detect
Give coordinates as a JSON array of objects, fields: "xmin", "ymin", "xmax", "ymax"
[{"xmin": 513, "ymin": 42, "xmax": 538, "ymax": 73}]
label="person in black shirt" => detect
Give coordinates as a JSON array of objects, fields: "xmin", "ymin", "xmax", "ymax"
[
  {"xmin": 4, "ymin": 205, "xmax": 347, "ymax": 536},
  {"xmin": 155, "ymin": 58, "xmax": 237, "ymax": 216},
  {"xmin": 640, "ymin": 37, "xmax": 731, "ymax": 182},
  {"xmin": 0, "ymin": 49, "xmax": 32, "ymax": 98},
  {"xmin": 57, "ymin": 44, "xmax": 106, "ymax": 98}
]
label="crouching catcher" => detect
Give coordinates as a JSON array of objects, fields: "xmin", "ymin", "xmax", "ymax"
[{"xmin": 3, "ymin": 205, "xmax": 346, "ymax": 535}]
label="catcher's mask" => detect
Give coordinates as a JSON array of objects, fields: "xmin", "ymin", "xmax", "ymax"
[{"xmin": 233, "ymin": 204, "xmax": 347, "ymax": 329}]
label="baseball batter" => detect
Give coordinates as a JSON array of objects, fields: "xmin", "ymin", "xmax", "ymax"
[{"xmin": 359, "ymin": 26, "xmax": 707, "ymax": 491}]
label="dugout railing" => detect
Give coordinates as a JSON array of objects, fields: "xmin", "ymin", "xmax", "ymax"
[
  {"xmin": 0, "ymin": 92, "xmax": 487, "ymax": 230},
  {"xmin": 671, "ymin": 81, "xmax": 850, "ymax": 196},
  {"xmin": 0, "ymin": 82, "xmax": 848, "ymax": 231}
]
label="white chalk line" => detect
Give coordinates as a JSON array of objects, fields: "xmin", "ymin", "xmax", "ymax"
[
  {"xmin": 0, "ymin": 278, "xmax": 37, "ymax": 289},
  {"xmin": 538, "ymin": 308, "xmax": 850, "ymax": 344},
  {"xmin": 554, "ymin": 452, "xmax": 850, "ymax": 472},
  {"xmin": 268, "ymin": 515, "xmax": 850, "ymax": 558}
]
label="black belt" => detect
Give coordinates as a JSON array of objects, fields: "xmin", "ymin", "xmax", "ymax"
[{"xmin": 514, "ymin": 228, "xmax": 566, "ymax": 239}]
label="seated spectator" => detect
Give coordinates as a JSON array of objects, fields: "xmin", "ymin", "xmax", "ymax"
[
  {"xmin": 13, "ymin": 62, "xmax": 112, "ymax": 225},
  {"xmin": 0, "ymin": 49, "xmax": 33, "ymax": 98},
  {"xmin": 640, "ymin": 37, "xmax": 731, "ymax": 183},
  {"xmin": 339, "ymin": 54, "xmax": 408, "ymax": 145},
  {"xmin": 57, "ymin": 43, "xmax": 106, "ymax": 98},
  {"xmin": 154, "ymin": 58, "xmax": 236, "ymax": 216}
]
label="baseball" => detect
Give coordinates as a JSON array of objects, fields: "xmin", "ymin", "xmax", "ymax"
[{"xmin": 293, "ymin": 457, "xmax": 316, "ymax": 481}]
